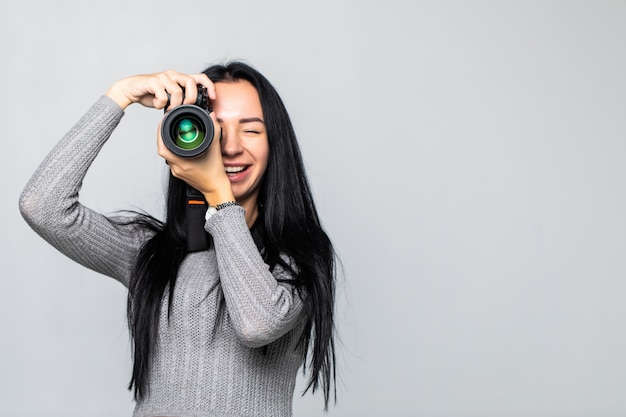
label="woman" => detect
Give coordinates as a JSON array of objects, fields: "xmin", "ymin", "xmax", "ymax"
[{"xmin": 19, "ymin": 61, "xmax": 336, "ymax": 417}]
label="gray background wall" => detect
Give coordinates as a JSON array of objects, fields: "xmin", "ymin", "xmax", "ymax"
[{"xmin": 1, "ymin": 1, "xmax": 625, "ymax": 416}]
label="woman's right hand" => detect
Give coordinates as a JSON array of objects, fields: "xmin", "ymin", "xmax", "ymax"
[
  {"xmin": 105, "ymin": 70, "xmax": 216, "ymax": 110},
  {"xmin": 156, "ymin": 115, "xmax": 235, "ymax": 207}
]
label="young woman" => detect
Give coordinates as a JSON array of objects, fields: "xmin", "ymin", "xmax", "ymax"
[{"xmin": 19, "ymin": 61, "xmax": 336, "ymax": 417}]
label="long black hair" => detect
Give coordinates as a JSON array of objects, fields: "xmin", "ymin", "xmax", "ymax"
[{"xmin": 127, "ymin": 61, "xmax": 337, "ymax": 408}]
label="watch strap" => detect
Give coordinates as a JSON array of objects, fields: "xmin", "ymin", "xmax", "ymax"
[{"xmin": 215, "ymin": 201, "xmax": 240, "ymax": 210}]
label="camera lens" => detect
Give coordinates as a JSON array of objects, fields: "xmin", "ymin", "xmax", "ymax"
[
  {"xmin": 174, "ymin": 117, "xmax": 205, "ymax": 150},
  {"xmin": 162, "ymin": 105, "xmax": 214, "ymax": 157}
]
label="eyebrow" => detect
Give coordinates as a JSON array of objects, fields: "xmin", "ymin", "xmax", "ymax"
[{"xmin": 217, "ymin": 117, "xmax": 265, "ymax": 124}]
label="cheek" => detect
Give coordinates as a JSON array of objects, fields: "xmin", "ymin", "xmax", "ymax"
[{"xmin": 254, "ymin": 138, "xmax": 270, "ymax": 175}]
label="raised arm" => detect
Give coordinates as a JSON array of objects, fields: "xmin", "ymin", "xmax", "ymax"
[
  {"xmin": 19, "ymin": 96, "xmax": 145, "ymax": 285},
  {"xmin": 206, "ymin": 206, "xmax": 305, "ymax": 348},
  {"xmin": 19, "ymin": 71, "xmax": 218, "ymax": 285}
]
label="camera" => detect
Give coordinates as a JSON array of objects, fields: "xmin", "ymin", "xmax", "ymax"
[{"xmin": 161, "ymin": 85, "xmax": 214, "ymax": 157}]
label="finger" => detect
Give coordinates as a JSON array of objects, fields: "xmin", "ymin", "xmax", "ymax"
[
  {"xmin": 156, "ymin": 121, "xmax": 170, "ymax": 160},
  {"xmin": 163, "ymin": 70, "xmax": 200, "ymax": 106},
  {"xmin": 191, "ymin": 73, "xmax": 217, "ymax": 100},
  {"xmin": 157, "ymin": 121, "xmax": 188, "ymax": 170},
  {"xmin": 156, "ymin": 120, "xmax": 179, "ymax": 162},
  {"xmin": 181, "ymin": 76, "xmax": 198, "ymax": 105},
  {"xmin": 200, "ymin": 112, "xmax": 221, "ymax": 157},
  {"xmin": 150, "ymin": 79, "xmax": 170, "ymax": 110},
  {"xmin": 210, "ymin": 112, "xmax": 222, "ymax": 143},
  {"xmin": 160, "ymin": 73, "xmax": 184, "ymax": 111}
]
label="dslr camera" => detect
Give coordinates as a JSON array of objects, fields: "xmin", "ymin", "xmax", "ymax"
[{"xmin": 161, "ymin": 85, "xmax": 215, "ymax": 157}]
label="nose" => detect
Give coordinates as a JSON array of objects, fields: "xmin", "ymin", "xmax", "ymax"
[{"xmin": 220, "ymin": 126, "xmax": 243, "ymax": 156}]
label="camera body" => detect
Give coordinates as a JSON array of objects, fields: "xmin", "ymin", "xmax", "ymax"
[{"xmin": 161, "ymin": 85, "xmax": 214, "ymax": 157}]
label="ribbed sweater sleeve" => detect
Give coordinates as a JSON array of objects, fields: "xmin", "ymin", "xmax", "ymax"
[
  {"xmin": 206, "ymin": 207, "xmax": 305, "ymax": 348},
  {"xmin": 18, "ymin": 96, "xmax": 146, "ymax": 286}
]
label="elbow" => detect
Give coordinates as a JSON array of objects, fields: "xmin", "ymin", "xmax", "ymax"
[
  {"xmin": 19, "ymin": 188, "xmax": 41, "ymax": 228},
  {"xmin": 228, "ymin": 288, "xmax": 305, "ymax": 348},
  {"xmin": 19, "ymin": 185, "xmax": 78, "ymax": 234},
  {"xmin": 235, "ymin": 321, "xmax": 281, "ymax": 348},
  {"xmin": 18, "ymin": 187, "xmax": 69, "ymax": 236},
  {"xmin": 239, "ymin": 337, "xmax": 269, "ymax": 349},
  {"xmin": 233, "ymin": 314, "xmax": 301, "ymax": 349}
]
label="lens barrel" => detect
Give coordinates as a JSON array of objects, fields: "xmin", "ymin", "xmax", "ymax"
[{"xmin": 161, "ymin": 105, "xmax": 214, "ymax": 157}]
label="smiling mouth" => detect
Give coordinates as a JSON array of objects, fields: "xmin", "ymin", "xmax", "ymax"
[{"xmin": 225, "ymin": 166, "xmax": 248, "ymax": 174}]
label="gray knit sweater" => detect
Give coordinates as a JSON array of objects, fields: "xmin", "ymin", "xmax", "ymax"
[{"xmin": 19, "ymin": 96, "xmax": 306, "ymax": 417}]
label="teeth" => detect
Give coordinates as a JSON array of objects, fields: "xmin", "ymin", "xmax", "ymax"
[{"xmin": 225, "ymin": 166, "xmax": 246, "ymax": 173}]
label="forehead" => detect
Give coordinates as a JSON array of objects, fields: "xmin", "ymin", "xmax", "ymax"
[{"xmin": 212, "ymin": 80, "xmax": 263, "ymax": 119}]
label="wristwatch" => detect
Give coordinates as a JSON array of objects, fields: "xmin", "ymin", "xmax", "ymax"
[{"xmin": 205, "ymin": 201, "xmax": 240, "ymax": 221}]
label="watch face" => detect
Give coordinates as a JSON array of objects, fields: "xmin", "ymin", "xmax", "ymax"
[{"xmin": 205, "ymin": 206, "xmax": 217, "ymax": 220}]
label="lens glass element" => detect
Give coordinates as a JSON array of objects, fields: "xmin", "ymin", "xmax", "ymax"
[{"xmin": 174, "ymin": 117, "xmax": 206, "ymax": 150}]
